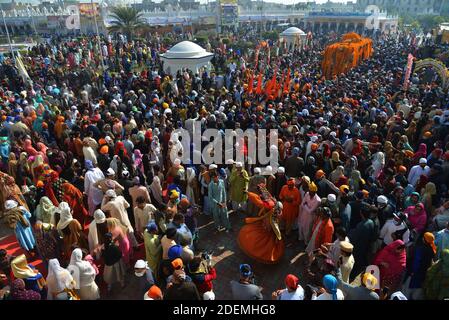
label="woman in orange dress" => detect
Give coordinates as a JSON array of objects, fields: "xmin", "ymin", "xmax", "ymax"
[{"xmin": 237, "ymin": 185, "xmax": 285, "ymax": 264}]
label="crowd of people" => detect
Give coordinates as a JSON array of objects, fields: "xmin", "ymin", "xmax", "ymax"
[{"xmin": 0, "ymin": 27, "xmax": 448, "ymax": 301}]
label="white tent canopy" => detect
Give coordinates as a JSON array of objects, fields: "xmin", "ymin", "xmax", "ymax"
[
  {"xmin": 160, "ymin": 41, "xmax": 213, "ymax": 75},
  {"xmin": 280, "ymin": 27, "xmax": 307, "ymax": 50},
  {"xmin": 281, "ymin": 27, "xmax": 306, "ymax": 36}
]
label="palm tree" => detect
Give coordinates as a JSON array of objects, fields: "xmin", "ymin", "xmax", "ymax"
[{"xmin": 108, "ymin": 6, "xmax": 146, "ymax": 40}]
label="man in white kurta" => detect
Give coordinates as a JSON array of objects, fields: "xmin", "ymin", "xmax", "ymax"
[{"xmin": 84, "ymin": 160, "xmax": 105, "ymax": 215}]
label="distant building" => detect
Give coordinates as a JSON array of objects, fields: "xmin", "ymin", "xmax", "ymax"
[{"xmin": 357, "ymin": 0, "xmax": 441, "ymax": 16}]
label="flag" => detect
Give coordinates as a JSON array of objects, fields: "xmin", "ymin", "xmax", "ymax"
[
  {"xmin": 264, "ymin": 75, "xmax": 273, "ymax": 97},
  {"xmin": 278, "ymin": 70, "xmax": 285, "ymax": 98},
  {"xmin": 267, "ymin": 42, "xmax": 271, "ymax": 66},
  {"xmin": 254, "ymin": 45, "xmax": 260, "ymax": 71},
  {"xmin": 248, "ymin": 72, "xmax": 254, "ymax": 94},
  {"xmin": 15, "ymin": 52, "xmax": 31, "ymax": 84},
  {"xmin": 283, "ymin": 68, "xmax": 291, "ymax": 94},
  {"xmin": 255, "ymin": 72, "xmax": 263, "ymax": 95}
]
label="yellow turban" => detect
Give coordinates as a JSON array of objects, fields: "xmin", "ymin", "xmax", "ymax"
[
  {"xmin": 308, "ymin": 182, "xmax": 317, "ymax": 192},
  {"xmin": 361, "ymin": 273, "xmax": 377, "ymax": 290}
]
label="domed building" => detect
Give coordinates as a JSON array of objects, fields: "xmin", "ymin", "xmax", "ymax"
[
  {"xmin": 280, "ymin": 27, "xmax": 307, "ymax": 51},
  {"xmin": 160, "ymin": 41, "xmax": 214, "ymax": 75}
]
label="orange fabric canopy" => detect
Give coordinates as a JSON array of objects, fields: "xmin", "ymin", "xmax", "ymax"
[{"xmin": 322, "ymin": 33, "xmax": 373, "ymax": 79}]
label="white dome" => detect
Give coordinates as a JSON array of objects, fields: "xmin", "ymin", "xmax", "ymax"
[
  {"xmin": 281, "ymin": 27, "xmax": 306, "ymax": 36},
  {"xmin": 163, "ymin": 41, "xmax": 210, "ymax": 59}
]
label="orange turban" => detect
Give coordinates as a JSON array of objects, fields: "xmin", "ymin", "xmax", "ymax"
[
  {"xmin": 423, "ymin": 232, "xmax": 436, "ymax": 255},
  {"xmin": 311, "ymin": 143, "xmax": 318, "ymax": 151},
  {"xmin": 398, "ymin": 165, "xmax": 407, "ymax": 173},
  {"xmin": 316, "ymin": 170, "xmax": 325, "ymax": 179},
  {"xmin": 99, "ymin": 145, "xmax": 109, "ymax": 155}
]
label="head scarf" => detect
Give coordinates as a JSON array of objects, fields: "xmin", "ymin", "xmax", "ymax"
[
  {"xmin": 56, "ymin": 202, "xmax": 73, "ymax": 230},
  {"xmin": 11, "ymin": 254, "xmax": 37, "ymax": 279},
  {"xmin": 10, "ymin": 279, "xmax": 41, "ymax": 300},
  {"xmin": 423, "ymin": 232, "xmax": 437, "ymax": 255},
  {"xmin": 69, "ymin": 248, "xmax": 95, "ymax": 289},
  {"xmin": 35, "ymin": 196, "xmax": 56, "ymax": 224},
  {"xmin": 375, "ymin": 240, "xmax": 406, "ymax": 278},
  {"xmin": 46, "ymin": 258, "xmax": 73, "ymax": 296},
  {"xmin": 423, "ymin": 182, "xmax": 437, "ymax": 197},
  {"xmin": 323, "ymin": 274, "xmax": 338, "ymax": 300},
  {"xmin": 413, "ymin": 143, "xmax": 427, "ymax": 162},
  {"xmin": 331, "ymin": 151, "xmax": 340, "ymax": 163}
]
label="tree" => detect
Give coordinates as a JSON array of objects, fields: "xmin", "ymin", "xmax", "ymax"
[{"xmin": 108, "ymin": 6, "xmax": 146, "ymax": 40}]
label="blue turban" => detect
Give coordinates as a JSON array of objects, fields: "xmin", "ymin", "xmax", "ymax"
[
  {"xmin": 145, "ymin": 222, "xmax": 158, "ymax": 233},
  {"xmin": 168, "ymin": 244, "xmax": 183, "ymax": 260},
  {"xmin": 323, "ymin": 274, "xmax": 338, "ymax": 300},
  {"xmin": 85, "ymin": 160, "xmax": 94, "ymax": 170}
]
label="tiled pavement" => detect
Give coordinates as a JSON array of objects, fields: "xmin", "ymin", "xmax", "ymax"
[{"xmin": 192, "ymin": 211, "xmax": 310, "ymax": 300}]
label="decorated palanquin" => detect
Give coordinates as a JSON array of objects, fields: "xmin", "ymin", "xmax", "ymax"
[{"xmin": 322, "ymin": 32, "xmax": 373, "ymax": 79}]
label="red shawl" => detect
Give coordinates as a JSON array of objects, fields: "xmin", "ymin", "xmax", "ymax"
[{"xmin": 373, "ymin": 239, "xmax": 406, "ymax": 280}]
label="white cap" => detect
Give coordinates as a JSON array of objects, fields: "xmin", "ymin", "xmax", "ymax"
[
  {"xmin": 278, "ymin": 167, "xmax": 285, "ymax": 173},
  {"xmin": 390, "ymin": 291, "xmax": 408, "ymax": 300},
  {"xmin": 122, "ymin": 170, "xmax": 129, "ymax": 177},
  {"xmin": 265, "ymin": 166, "xmax": 273, "ymax": 174},
  {"xmin": 105, "ymin": 189, "xmax": 117, "ymax": 198},
  {"xmin": 203, "ymin": 291, "xmax": 216, "ymax": 300},
  {"xmin": 254, "ymin": 167, "xmax": 261, "ymax": 174},
  {"xmin": 112, "ymin": 99, "xmax": 119, "ymax": 106},
  {"xmin": 235, "ymin": 162, "xmax": 243, "ymax": 168},
  {"xmin": 327, "ymin": 194, "xmax": 337, "ymax": 202},
  {"xmin": 209, "ymin": 164, "xmax": 218, "ymax": 170},
  {"xmin": 5, "ymin": 200, "xmax": 18, "ymax": 210},
  {"xmin": 329, "ymin": 131, "xmax": 337, "ymax": 137},
  {"xmin": 94, "ymin": 209, "xmax": 106, "ymax": 224},
  {"xmin": 226, "ymin": 159, "xmax": 234, "ymax": 165},
  {"xmin": 377, "ymin": 195, "xmax": 388, "ymax": 204},
  {"xmin": 134, "ymin": 260, "xmax": 149, "ymax": 269},
  {"xmin": 310, "ymin": 136, "xmax": 318, "ymax": 142},
  {"xmin": 105, "ymin": 136, "xmax": 113, "ymax": 143},
  {"xmin": 344, "ymin": 129, "xmax": 351, "ymax": 135},
  {"xmin": 419, "ymin": 158, "xmax": 427, "ymax": 164},
  {"xmin": 106, "ymin": 168, "xmax": 115, "ymax": 176}
]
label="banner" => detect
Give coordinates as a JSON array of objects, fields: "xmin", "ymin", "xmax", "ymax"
[
  {"xmin": 403, "ymin": 53, "xmax": 414, "ymax": 91},
  {"xmin": 79, "ymin": 3, "xmax": 100, "ymax": 17}
]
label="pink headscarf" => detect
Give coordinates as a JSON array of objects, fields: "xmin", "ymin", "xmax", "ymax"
[
  {"xmin": 373, "ymin": 240, "xmax": 406, "ymax": 280},
  {"xmin": 412, "ymin": 143, "xmax": 427, "ymax": 163},
  {"xmin": 404, "ymin": 203, "xmax": 427, "ymax": 234},
  {"xmin": 23, "ymin": 139, "xmax": 38, "ymax": 156}
]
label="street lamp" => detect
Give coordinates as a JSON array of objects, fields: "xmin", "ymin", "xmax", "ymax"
[
  {"xmin": 2, "ymin": 10, "xmax": 15, "ymax": 63},
  {"xmin": 91, "ymin": 0, "xmax": 105, "ymax": 70}
]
